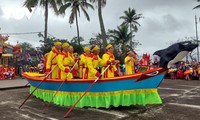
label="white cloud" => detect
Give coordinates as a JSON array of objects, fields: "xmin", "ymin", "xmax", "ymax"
[{"xmin": 0, "ymin": 0, "xmax": 200, "ymax": 59}]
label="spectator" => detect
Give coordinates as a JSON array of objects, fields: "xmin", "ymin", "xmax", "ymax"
[
  {"xmin": 37, "ymin": 61, "xmax": 44, "ymax": 74},
  {"xmin": 0, "ymin": 65, "xmax": 4, "ymax": 80}
]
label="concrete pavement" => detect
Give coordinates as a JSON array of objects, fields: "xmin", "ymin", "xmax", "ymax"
[
  {"xmin": 0, "ymin": 79, "xmax": 200, "ymax": 119},
  {"xmin": 0, "ymin": 78, "xmax": 29, "ymax": 90}
]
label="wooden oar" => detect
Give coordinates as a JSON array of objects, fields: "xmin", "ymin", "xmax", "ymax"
[
  {"xmin": 42, "ymin": 61, "xmax": 79, "ymax": 113},
  {"xmin": 63, "ymin": 64, "xmax": 111, "ymax": 118},
  {"xmin": 24, "ymin": 83, "xmax": 30, "ymax": 87},
  {"xmin": 18, "ymin": 65, "xmax": 58, "ymax": 109}
]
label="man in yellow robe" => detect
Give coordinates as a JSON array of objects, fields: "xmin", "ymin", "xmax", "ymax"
[
  {"xmin": 87, "ymin": 45, "xmax": 101, "ymax": 79},
  {"xmin": 79, "ymin": 47, "xmax": 91, "ymax": 79},
  {"xmin": 46, "ymin": 41, "xmax": 61, "ymax": 79},
  {"xmin": 101, "ymin": 44, "xmax": 122, "ymax": 78},
  {"xmin": 57, "ymin": 43, "xmax": 75, "ymax": 79},
  {"xmin": 124, "ymin": 51, "xmax": 136, "ymax": 75},
  {"xmin": 68, "ymin": 46, "xmax": 79, "ymax": 78}
]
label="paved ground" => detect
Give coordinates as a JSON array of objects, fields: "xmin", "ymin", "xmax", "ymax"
[
  {"xmin": 0, "ymin": 78, "xmax": 29, "ymax": 90},
  {"xmin": 0, "ymin": 78, "xmax": 200, "ymax": 120}
]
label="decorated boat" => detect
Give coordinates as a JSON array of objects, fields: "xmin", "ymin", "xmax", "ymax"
[
  {"xmin": 23, "ymin": 67, "xmax": 166, "ymax": 108},
  {"xmin": 21, "ymin": 41, "xmax": 198, "ymax": 111}
]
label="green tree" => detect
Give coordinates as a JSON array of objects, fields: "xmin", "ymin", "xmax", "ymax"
[
  {"xmin": 59, "ymin": 0, "xmax": 94, "ymax": 47},
  {"xmin": 70, "ymin": 36, "xmax": 85, "ymax": 53},
  {"xmin": 71, "ymin": 36, "xmax": 84, "ymax": 44},
  {"xmin": 120, "ymin": 8, "xmax": 142, "ymax": 48},
  {"xmin": 19, "ymin": 42, "xmax": 36, "ymax": 52},
  {"xmin": 38, "ymin": 32, "xmax": 68, "ymax": 53},
  {"xmin": 193, "ymin": 0, "xmax": 200, "ymax": 9},
  {"xmin": 108, "ymin": 24, "xmax": 136, "ymax": 62},
  {"xmin": 90, "ymin": 0, "xmax": 107, "ymax": 52},
  {"xmin": 23, "ymin": 0, "xmax": 63, "ymax": 42}
]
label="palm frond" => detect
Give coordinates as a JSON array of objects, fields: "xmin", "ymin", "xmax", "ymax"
[
  {"xmin": 23, "ymin": 0, "xmax": 39, "ymax": 12},
  {"xmin": 193, "ymin": 4, "xmax": 200, "ymax": 9},
  {"xmin": 59, "ymin": 3, "xmax": 71, "ymax": 14},
  {"xmin": 80, "ymin": 6, "xmax": 90, "ymax": 21},
  {"xmin": 69, "ymin": 8, "xmax": 76, "ymax": 24}
]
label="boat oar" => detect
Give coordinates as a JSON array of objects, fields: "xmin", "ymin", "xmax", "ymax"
[
  {"xmin": 42, "ymin": 60, "xmax": 79, "ymax": 114},
  {"xmin": 18, "ymin": 65, "xmax": 58, "ymax": 109},
  {"xmin": 63, "ymin": 64, "xmax": 111, "ymax": 118},
  {"xmin": 24, "ymin": 83, "xmax": 30, "ymax": 87}
]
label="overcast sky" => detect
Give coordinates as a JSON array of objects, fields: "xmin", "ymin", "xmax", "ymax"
[{"xmin": 0, "ymin": 0, "xmax": 200, "ymax": 57}]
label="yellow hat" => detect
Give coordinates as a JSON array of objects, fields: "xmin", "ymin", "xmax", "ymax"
[
  {"xmin": 106, "ymin": 44, "xmax": 113, "ymax": 50},
  {"xmin": 62, "ymin": 42, "xmax": 70, "ymax": 49},
  {"xmin": 127, "ymin": 50, "xmax": 133, "ymax": 55},
  {"xmin": 83, "ymin": 46, "xmax": 90, "ymax": 52},
  {"xmin": 54, "ymin": 41, "xmax": 62, "ymax": 46},
  {"xmin": 91, "ymin": 45, "xmax": 100, "ymax": 52},
  {"xmin": 69, "ymin": 45, "xmax": 73, "ymax": 49}
]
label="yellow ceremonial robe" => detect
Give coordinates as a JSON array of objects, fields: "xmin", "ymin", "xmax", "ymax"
[
  {"xmin": 46, "ymin": 47, "xmax": 60, "ymax": 79},
  {"xmin": 87, "ymin": 54, "xmax": 102, "ymax": 79},
  {"xmin": 100, "ymin": 52, "xmax": 118, "ymax": 78},
  {"xmin": 124, "ymin": 56, "xmax": 136, "ymax": 75},
  {"xmin": 79, "ymin": 53, "xmax": 89, "ymax": 79},
  {"xmin": 57, "ymin": 52, "xmax": 75, "ymax": 79}
]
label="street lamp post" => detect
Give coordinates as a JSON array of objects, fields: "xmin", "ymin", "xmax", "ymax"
[{"xmin": 195, "ymin": 15, "xmax": 199, "ymax": 62}]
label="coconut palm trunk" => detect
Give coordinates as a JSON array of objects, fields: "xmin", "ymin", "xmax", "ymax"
[
  {"xmin": 44, "ymin": 0, "xmax": 48, "ymax": 42},
  {"xmin": 75, "ymin": 12, "xmax": 80, "ymax": 47},
  {"xmin": 98, "ymin": 0, "xmax": 107, "ymax": 52},
  {"xmin": 130, "ymin": 22, "xmax": 132, "ymax": 48}
]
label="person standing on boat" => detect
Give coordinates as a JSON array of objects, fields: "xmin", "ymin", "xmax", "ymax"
[
  {"xmin": 68, "ymin": 45, "xmax": 79, "ymax": 78},
  {"xmin": 79, "ymin": 47, "xmax": 91, "ymax": 79},
  {"xmin": 46, "ymin": 41, "xmax": 62, "ymax": 79},
  {"xmin": 139, "ymin": 53, "xmax": 150, "ymax": 66},
  {"xmin": 101, "ymin": 44, "xmax": 122, "ymax": 78},
  {"xmin": 124, "ymin": 51, "xmax": 137, "ymax": 75},
  {"xmin": 86, "ymin": 45, "xmax": 101, "ymax": 79},
  {"xmin": 43, "ymin": 53, "xmax": 49, "ymax": 73},
  {"xmin": 57, "ymin": 43, "xmax": 76, "ymax": 79}
]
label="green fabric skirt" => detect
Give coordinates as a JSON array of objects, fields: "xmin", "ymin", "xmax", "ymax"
[{"xmin": 30, "ymin": 86, "xmax": 162, "ymax": 108}]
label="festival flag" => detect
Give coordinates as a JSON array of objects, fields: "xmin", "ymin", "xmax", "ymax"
[
  {"xmin": 26, "ymin": 53, "xmax": 32, "ymax": 63},
  {"xmin": 36, "ymin": 49, "xmax": 44, "ymax": 61}
]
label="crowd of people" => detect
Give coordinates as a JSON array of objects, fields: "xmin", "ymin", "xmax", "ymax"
[
  {"xmin": 42, "ymin": 41, "xmax": 147, "ymax": 80},
  {"xmin": 168, "ymin": 60, "xmax": 200, "ymax": 80},
  {"xmin": 0, "ymin": 65, "xmax": 16, "ymax": 80},
  {"xmin": 25, "ymin": 41, "xmax": 200, "ymax": 81},
  {"xmin": 3, "ymin": 41, "xmax": 199, "ymax": 81}
]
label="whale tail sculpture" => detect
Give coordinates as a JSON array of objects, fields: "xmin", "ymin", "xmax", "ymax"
[{"xmin": 153, "ymin": 41, "xmax": 198, "ymax": 68}]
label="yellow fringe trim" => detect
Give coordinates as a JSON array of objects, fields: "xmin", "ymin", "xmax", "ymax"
[{"xmin": 31, "ymin": 86, "xmax": 158, "ymax": 96}]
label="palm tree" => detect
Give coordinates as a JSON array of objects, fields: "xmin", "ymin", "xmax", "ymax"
[
  {"xmin": 70, "ymin": 36, "xmax": 85, "ymax": 53},
  {"xmin": 108, "ymin": 24, "xmax": 134, "ymax": 62},
  {"xmin": 90, "ymin": 0, "xmax": 107, "ymax": 52},
  {"xmin": 108, "ymin": 24, "xmax": 133, "ymax": 53},
  {"xmin": 120, "ymin": 8, "xmax": 142, "ymax": 48},
  {"xmin": 59, "ymin": 0, "xmax": 94, "ymax": 47},
  {"xmin": 23, "ymin": 0, "xmax": 63, "ymax": 43},
  {"xmin": 193, "ymin": 0, "xmax": 200, "ymax": 9},
  {"xmin": 71, "ymin": 36, "xmax": 84, "ymax": 44}
]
